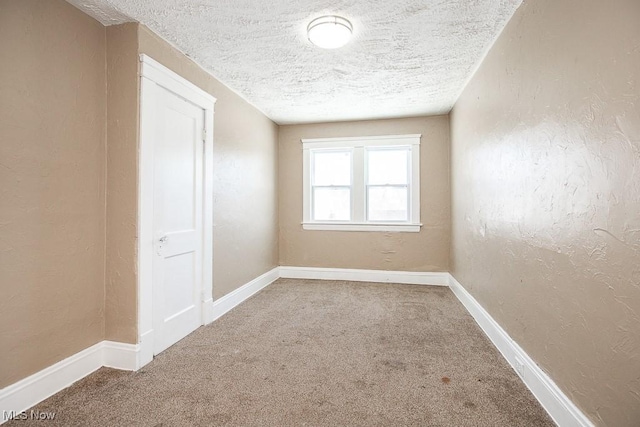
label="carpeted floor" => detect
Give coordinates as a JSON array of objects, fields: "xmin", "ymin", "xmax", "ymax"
[{"xmin": 7, "ymin": 279, "xmax": 554, "ymax": 426}]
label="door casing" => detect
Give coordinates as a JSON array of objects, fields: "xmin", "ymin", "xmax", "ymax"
[{"xmin": 137, "ymin": 54, "xmax": 216, "ymax": 367}]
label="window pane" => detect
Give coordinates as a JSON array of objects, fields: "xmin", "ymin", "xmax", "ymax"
[
  {"xmin": 313, "ymin": 187, "xmax": 350, "ymax": 221},
  {"xmin": 313, "ymin": 151, "xmax": 351, "ymax": 186},
  {"xmin": 367, "ymin": 149, "xmax": 408, "ymax": 185},
  {"xmin": 368, "ymin": 186, "xmax": 408, "ymax": 221}
]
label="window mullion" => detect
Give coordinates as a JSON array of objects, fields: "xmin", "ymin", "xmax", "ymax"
[{"xmin": 352, "ymin": 147, "xmax": 365, "ymax": 222}]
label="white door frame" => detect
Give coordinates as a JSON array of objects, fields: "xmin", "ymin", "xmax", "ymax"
[{"xmin": 137, "ymin": 54, "xmax": 216, "ymax": 367}]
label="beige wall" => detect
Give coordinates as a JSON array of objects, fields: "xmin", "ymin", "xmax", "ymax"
[
  {"xmin": 450, "ymin": 0, "xmax": 640, "ymax": 425},
  {"xmin": 6, "ymin": 5, "xmax": 637, "ymax": 426},
  {"xmin": 102, "ymin": 22, "xmax": 280, "ymax": 341},
  {"xmin": 279, "ymin": 116, "xmax": 450, "ymax": 271},
  {"xmin": 105, "ymin": 23, "xmax": 140, "ymax": 343},
  {"xmin": 0, "ymin": 0, "xmax": 106, "ymax": 386},
  {"xmin": 0, "ymin": 4, "xmax": 279, "ymax": 385},
  {"xmin": 137, "ymin": 25, "xmax": 279, "ymax": 300}
]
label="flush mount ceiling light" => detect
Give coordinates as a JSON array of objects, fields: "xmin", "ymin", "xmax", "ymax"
[{"xmin": 307, "ymin": 15, "xmax": 353, "ymax": 49}]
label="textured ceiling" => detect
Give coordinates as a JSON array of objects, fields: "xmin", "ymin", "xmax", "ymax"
[{"xmin": 67, "ymin": 0, "xmax": 522, "ymax": 124}]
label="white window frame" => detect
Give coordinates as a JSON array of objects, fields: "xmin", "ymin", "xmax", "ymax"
[{"xmin": 302, "ymin": 134, "xmax": 421, "ymax": 232}]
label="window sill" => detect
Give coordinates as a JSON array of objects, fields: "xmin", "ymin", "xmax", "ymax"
[{"xmin": 301, "ymin": 222, "xmax": 422, "ymax": 233}]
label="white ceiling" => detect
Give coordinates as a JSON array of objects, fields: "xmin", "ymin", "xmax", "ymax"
[{"xmin": 67, "ymin": 0, "xmax": 522, "ymax": 124}]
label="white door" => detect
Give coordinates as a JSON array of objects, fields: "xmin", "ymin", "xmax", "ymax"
[{"xmin": 152, "ymin": 86, "xmax": 205, "ymax": 355}]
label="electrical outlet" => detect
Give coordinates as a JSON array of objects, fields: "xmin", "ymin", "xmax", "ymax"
[{"xmin": 514, "ymin": 356, "xmax": 525, "ymax": 379}]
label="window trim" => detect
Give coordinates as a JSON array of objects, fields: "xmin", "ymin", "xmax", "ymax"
[{"xmin": 302, "ymin": 134, "xmax": 421, "ymax": 232}]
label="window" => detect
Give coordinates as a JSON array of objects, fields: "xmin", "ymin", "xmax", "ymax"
[{"xmin": 302, "ymin": 134, "xmax": 421, "ymax": 232}]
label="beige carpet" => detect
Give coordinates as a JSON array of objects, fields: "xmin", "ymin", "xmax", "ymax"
[{"xmin": 7, "ymin": 279, "xmax": 554, "ymax": 426}]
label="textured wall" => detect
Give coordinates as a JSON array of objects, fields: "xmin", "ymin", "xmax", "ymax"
[
  {"xmin": 0, "ymin": 11, "xmax": 279, "ymax": 378},
  {"xmin": 279, "ymin": 116, "xmax": 450, "ymax": 271},
  {"xmin": 450, "ymin": 0, "xmax": 640, "ymax": 425},
  {"xmin": 137, "ymin": 25, "xmax": 279, "ymax": 300},
  {"xmin": 0, "ymin": 0, "xmax": 106, "ymax": 386},
  {"xmin": 105, "ymin": 23, "xmax": 140, "ymax": 343}
]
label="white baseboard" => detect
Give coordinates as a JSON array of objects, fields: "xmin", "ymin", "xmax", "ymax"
[
  {"xmin": 2, "ymin": 268, "xmax": 592, "ymax": 427},
  {"xmin": 0, "ymin": 340, "xmax": 140, "ymax": 423},
  {"xmin": 209, "ymin": 267, "xmax": 280, "ymax": 323},
  {"xmin": 448, "ymin": 274, "xmax": 594, "ymax": 427},
  {"xmin": 137, "ymin": 330, "xmax": 154, "ymax": 369},
  {"xmin": 0, "ymin": 265, "xmax": 282, "ymax": 422},
  {"xmin": 102, "ymin": 341, "xmax": 140, "ymax": 371},
  {"xmin": 202, "ymin": 297, "xmax": 215, "ymax": 325},
  {"xmin": 279, "ymin": 266, "xmax": 449, "ymax": 286}
]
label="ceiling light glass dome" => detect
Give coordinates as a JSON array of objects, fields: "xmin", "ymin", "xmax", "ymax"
[{"xmin": 307, "ymin": 15, "xmax": 353, "ymax": 49}]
